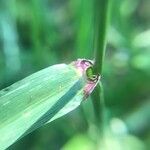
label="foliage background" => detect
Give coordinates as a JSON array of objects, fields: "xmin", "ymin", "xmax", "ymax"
[{"xmin": 0, "ymin": 0, "xmax": 150, "ymax": 149}]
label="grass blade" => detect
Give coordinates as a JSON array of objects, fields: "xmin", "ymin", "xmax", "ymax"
[{"xmin": 0, "ymin": 59, "xmax": 99, "ymax": 150}]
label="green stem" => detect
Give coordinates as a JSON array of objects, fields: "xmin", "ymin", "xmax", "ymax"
[
  {"xmin": 92, "ymin": 82, "xmax": 105, "ymax": 127},
  {"xmin": 93, "ymin": 0, "xmax": 110, "ymax": 74},
  {"xmin": 91, "ymin": 0, "xmax": 111, "ymax": 128}
]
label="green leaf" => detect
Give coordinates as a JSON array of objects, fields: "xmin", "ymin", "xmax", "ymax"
[{"xmin": 0, "ymin": 59, "xmax": 99, "ymax": 150}]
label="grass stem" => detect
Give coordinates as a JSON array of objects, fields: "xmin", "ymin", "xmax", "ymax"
[
  {"xmin": 91, "ymin": 0, "xmax": 111, "ymax": 129},
  {"xmin": 93, "ymin": 0, "xmax": 110, "ymax": 74}
]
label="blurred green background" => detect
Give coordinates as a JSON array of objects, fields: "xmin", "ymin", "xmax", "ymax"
[{"xmin": 0, "ymin": 0, "xmax": 150, "ymax": 149}]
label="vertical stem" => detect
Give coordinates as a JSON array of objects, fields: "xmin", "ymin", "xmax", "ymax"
[
  {"xmin": 93, "ymin": 0, "xmax": 110, "ymax": 74},
  {"xmin": 92, "ymin": 83, "xmax": 105, "ymax": 127},
  {"xmin": 92, "ymin": 0, "xmax": 111, "ymax": 128}
]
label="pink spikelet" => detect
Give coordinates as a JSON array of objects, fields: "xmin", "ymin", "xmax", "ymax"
[{"xmin": 73, "ymin": 59, "xmax": 100, "ymax": 99}]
